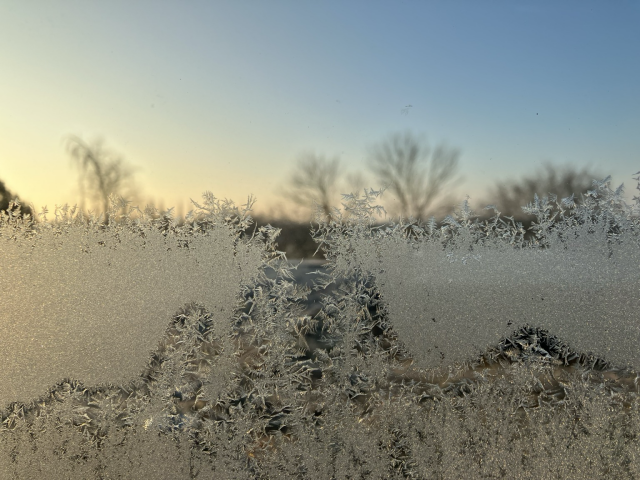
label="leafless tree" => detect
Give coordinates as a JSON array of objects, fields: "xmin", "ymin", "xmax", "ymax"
[
  {"xmin": 480, "ymin": 162, "xmax": 602, "ymax": 220},
  {"xmin": 283, "ymin": 152, "xmax": 343, "ymax": 221},
  {"xmin": 368, "ymin": 131, "xmax": 463, "ymax": 220},
  {"xmin": 65, "ymin": 135, "xmax": 139, "ymax": 220}
]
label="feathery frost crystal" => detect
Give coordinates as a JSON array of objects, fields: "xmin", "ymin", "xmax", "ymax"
[{"xmin": 1, "ymin": 176, "xmax": 640, "ymax": 479}]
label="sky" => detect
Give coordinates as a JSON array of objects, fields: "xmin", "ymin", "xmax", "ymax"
[{"xmin": 1, "ymin": 0, "xmax": 639, "ymax": 221}]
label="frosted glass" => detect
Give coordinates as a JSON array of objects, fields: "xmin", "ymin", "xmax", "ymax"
[{"xmin": 1, "ymin": 180, "xmax": 639, "ymax": 478}]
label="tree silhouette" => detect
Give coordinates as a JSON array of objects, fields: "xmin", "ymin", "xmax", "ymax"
[
  {"xmin": 282, "ymin": 152, "xmax": 343, "ymax": 222},
  {"xmin": 367, "ymin": 131, "xmax": 463, "ymax": 220},
  {"xmin": 0, "ymin": 179, "xmax": 32, "ymax": 217},
  {"xmin": 480, "ymin": 162, "xmax": 602, "ymax": 220},
  {"xmin": 65, "ymin": 136, "xmax": 138, "ymax": 221}
]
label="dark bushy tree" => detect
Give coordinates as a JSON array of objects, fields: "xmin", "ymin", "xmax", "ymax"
[{"xmin": 0, "ymin": 179, "xmax": 32, "ymax": 217}]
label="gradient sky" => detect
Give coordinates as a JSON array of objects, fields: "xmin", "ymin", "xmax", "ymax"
[{"xmin": 1, "ymin": 1, "xmax": 639, "ymax": 220}]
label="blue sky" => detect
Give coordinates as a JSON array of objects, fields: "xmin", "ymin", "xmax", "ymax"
[{"xmin": 1, "ymin": 1, "xmax": 638, "ymax": 219}]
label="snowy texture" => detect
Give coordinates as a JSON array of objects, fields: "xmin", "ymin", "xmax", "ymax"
[
  {"xmin": 318, "ymin": 179, "xmax": 640, "ymax": 370},
  {"xmin": 0, "ymin": 196, "xmax": 263, "ymax": 405},
  {"xmin": 1, "ymin": 176, "xmax": 640, "ymax": 479}
]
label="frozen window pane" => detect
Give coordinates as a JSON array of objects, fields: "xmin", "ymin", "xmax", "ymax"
[
  {"xmin": 324, "ymin": 183, "xmax": 640, "ymax": 371},
  {"xmin": 0, "ymin": 207, "xmax": 262, "ymax": 405},
  {"xmin": 1, "ymin": 179, "xmax": 639, "ymax": 478},
  {"xmin": 365, "ymin": 228, "xmax": 640, "ymax": 370}
]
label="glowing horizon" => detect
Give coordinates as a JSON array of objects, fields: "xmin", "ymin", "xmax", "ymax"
[{"xmin": 1, "ymin": 1, "xmax": 638, "ymax": 221}]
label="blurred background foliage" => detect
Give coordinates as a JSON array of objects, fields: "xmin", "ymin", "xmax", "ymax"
[
  {"xmin": 2, "ymin": 129, "xmax": 605, "ymax": 259},
  {"xmin": 65, "ymin": 135, "xmax": 141, "ymax": 222},
  {"xmin": 0, "ymin": 179, "xmax": 32, "ymax": 217}
]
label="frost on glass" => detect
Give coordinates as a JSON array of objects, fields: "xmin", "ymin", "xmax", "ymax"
[
  {"xmin": 307, "ymin": 174, "xmax": 640, "ymax": 478},
  {"xmin": 0, "ymin": 194, "xmax": 305, "ymax": 478},
  {"xmin": 0, "ymin": 195, "xmax": 264, "ymax": 405},
  {"xmin": 326, "ymin": 178, "xmax": 640, "ymax": 371},
  {"xmin": 1, "ymin": 175, "xmax": 640, "ymax": 479}
]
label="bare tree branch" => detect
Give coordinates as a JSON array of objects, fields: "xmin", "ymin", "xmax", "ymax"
[
  {"xmin": 283, "ymin": 153, "xmax": 342, "ymax": 221},
  {"xmin": 65, "ymin": 135, "xmax": 139, "ymax": 220},
  {"xmin": 368, "ymin": 131, "xmax": 462, "ymax": 220}
]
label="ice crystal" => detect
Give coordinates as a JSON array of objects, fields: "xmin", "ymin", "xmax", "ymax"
[{"xmin": 1, "ymin": 175, "xmax": 639, "ymax": 479}]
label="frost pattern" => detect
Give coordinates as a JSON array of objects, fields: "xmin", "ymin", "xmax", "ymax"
[
  {"xmin": 317, "ymin": 179, "xmax": 640, "ymax": 370},
  {"xmin": 1, "ymin": 176, "xmax": 639, "ymax": 479},
  {"xmin": 0, "ymin": 195, "xmax": 263, "ymax": 405}
]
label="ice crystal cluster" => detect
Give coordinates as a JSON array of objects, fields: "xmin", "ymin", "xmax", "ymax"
[{"xmin": 1, "ymin": 175, "xmax": 640, "ymax": 479}]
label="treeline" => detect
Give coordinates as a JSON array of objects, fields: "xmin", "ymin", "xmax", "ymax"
[{"xmin": 2, "ymin": 130, "xmax": 611, "ymax": 259}]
